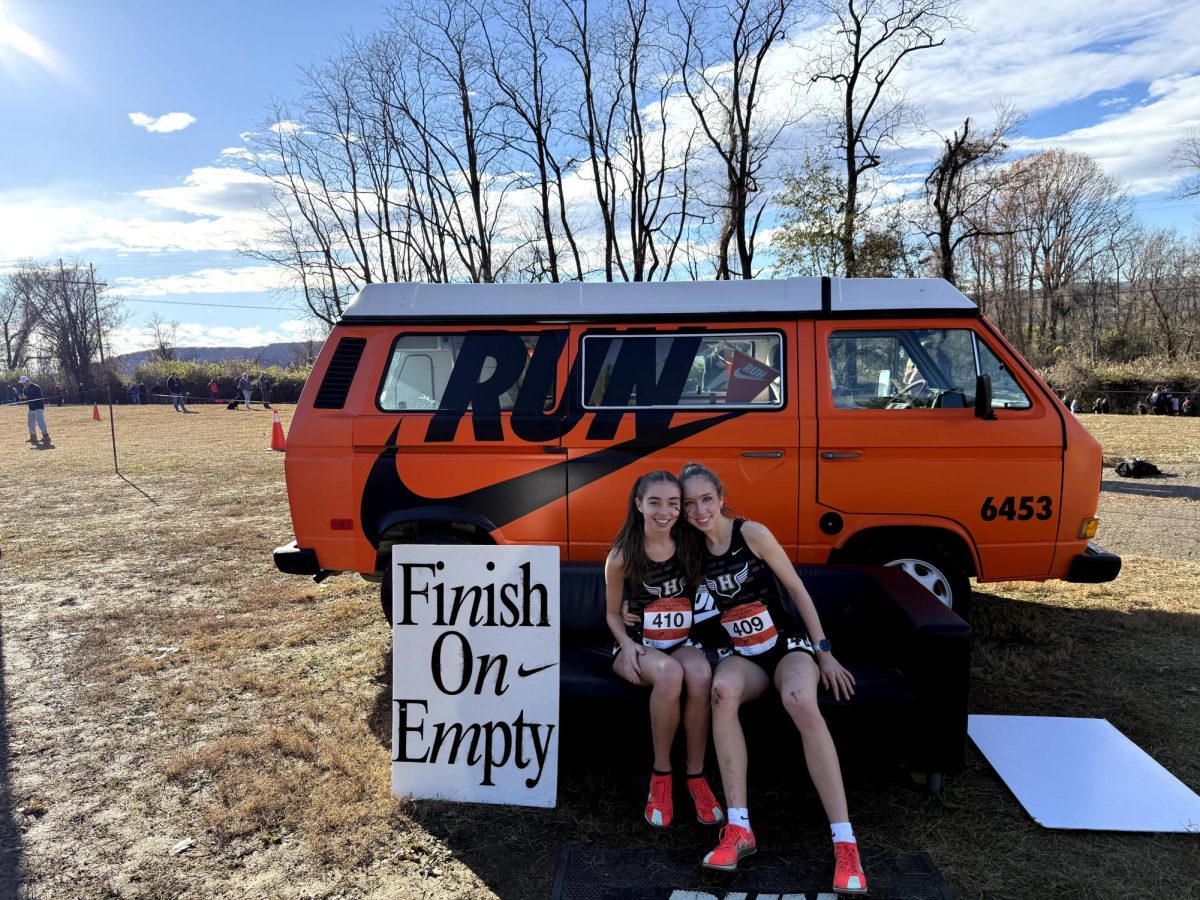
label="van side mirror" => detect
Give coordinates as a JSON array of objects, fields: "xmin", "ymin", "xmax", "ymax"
[{"xmin": 975, "ymin": 374, "xmax": 997, "ymax": 420}]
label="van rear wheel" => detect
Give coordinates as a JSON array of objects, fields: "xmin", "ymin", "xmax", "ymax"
[
  {"xmin": 379, "ymin": 532, "xmax": 469, "ymax": 623},
  {"xmin": 863, "ymin": 541, "xmax": 970, "ymax": 620}
]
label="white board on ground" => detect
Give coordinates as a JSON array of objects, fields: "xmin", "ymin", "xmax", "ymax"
[
  {"xmin": 391, "ymin": 544, "xmax": 559, "ymax": 808},
  {"xmin": 968, "ymin": 715, "xmax": 1200, "ymax": 832}
]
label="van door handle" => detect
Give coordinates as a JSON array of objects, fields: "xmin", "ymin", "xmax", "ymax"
[
  {"xmin": 820, "ymin": 451, "xmax": 862, "ymax": 460},
  {"xmin": 742, "ymin": 451, "xmax": 784, "ymax": 458}
]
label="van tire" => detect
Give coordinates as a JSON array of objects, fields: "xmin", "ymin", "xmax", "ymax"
[
  {"xmin": 862, "ymin": 541, "xmax": 971, "ymax": 620},
  {"xmin": 379, "ymin": 532, "xmax": 469, "ymax": 623}
]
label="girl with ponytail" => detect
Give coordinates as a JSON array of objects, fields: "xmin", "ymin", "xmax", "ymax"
[{"xmin": 605, "ymin": 470, "xmax": 726, "ymax": 831}]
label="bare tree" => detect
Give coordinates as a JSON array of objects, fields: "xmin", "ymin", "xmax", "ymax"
[
  {"xmin": 145, "ymin": 312, "xmax": 180, "ymax": 362},
  {"xmin": 676, "ymin": 0, "xmax": 803, "ymax": 279},
  {"xmin": 922, "ymin": 105, "xmax": 1024, "ymax": 285},
  {"xmin": 0, "ymin": 261, "xmax": 42, "ymax": 371},
  {"xmin": 21, "ymin": 261, "xmax": 125, "ymax": 392},
  {"xmin": 809, "ymin": 0, "xmax": 960, "ymax": 276},
  {"xmin": 1170, "ymin": 126, "xmax": 1200, "ymax": 199}
]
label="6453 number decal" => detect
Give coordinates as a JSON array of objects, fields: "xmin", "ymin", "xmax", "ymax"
[{"xmin": 981, "ymin": 495, "xmax": 1053, "ymax": 521}]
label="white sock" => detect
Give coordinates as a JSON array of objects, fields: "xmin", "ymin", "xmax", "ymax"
[
  {"xmin": 727, "ymin": 807, "xmax": 750, "ymax": 830},
  {"xmin": 831, "ymin": 821, "xmax": 855, "ymax": 844}
]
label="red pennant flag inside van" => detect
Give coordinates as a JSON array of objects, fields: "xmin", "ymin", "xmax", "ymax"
[{"xmin": 725, "ymin": 349, "xmax": 779, "ymax": 404}]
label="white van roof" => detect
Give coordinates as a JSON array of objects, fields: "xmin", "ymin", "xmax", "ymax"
[{"xmin": 339, "ymin": 277, "xmax": 975, "ymax": 321}]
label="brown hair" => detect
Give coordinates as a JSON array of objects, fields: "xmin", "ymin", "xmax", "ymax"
[
  {"xmin": 679, "ymin": 462, "xmax": 734, "ymax": 518},
  {"xmin": 610, "ymin": 471, "xmax": 702, "ymax": 589}
]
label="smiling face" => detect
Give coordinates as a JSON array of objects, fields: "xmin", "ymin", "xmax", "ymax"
[
  {"xmin": 635, "ymin": 480, "xmax": 681, "ymax": 536},
  {"xmin": 681, "ymin": 475, "xmax": 723, "ymax": 533}
]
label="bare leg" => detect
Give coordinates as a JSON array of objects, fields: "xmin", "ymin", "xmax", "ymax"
[
  {"xmin": 775, "ymin": 652, "xmax": 849, "ymax": 823},
  {"xmin": 614, "ymin": 647, "xmax": 684, "ymax": 771},
  {"xmin": 709, "ymin": 656, "xmax": 769, "ymax": 808},
  {"xmin": 672, "ymin": 645, "xmax": 713, "ymax": 774}
]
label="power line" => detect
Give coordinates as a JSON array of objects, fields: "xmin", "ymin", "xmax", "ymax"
[{"xmin": 121, "ymin": 297, "xmax": 297, "ymax": 311}]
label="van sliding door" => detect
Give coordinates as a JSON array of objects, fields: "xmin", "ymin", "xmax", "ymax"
[{"xmin": 563, "ymin": 325, "xmax": 799, "ymax": 560}]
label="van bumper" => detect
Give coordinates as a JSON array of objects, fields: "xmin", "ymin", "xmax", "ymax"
[
  {"xmin": 1066, "ymin": 541, "xmax": 1122, "ymax": 583},
  {"xmin": 273, "ymin": 541, "xmax": 322, "ymax": 576}
]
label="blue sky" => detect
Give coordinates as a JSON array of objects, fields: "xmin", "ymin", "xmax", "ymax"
[{"xmin": 1, "ymin": 0, "xmax": 1198, "ymax": 354}]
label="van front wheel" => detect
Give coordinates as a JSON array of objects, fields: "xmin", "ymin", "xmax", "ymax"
[
  {"xmin": 863, "ymin": 542, "xmax": 970, "ymax": 620},
  {"xmin": 379, "ymin": 532, "xmax": 469, "ymax": 623}
]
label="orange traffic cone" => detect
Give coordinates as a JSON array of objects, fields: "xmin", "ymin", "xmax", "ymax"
[
  {"xmin": 270, "ymin": 410, "xmax": 286, "ymax": 452},
  {"xmin": 92, "ymin": 403, "xmax": 101, "ymax": 421}
]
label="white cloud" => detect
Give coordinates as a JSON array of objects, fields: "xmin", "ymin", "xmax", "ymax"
[
  {"xmin": 112, "ymin": 265, "xmax": 289, "ymax": 297},
  {"xmin": 135, "ymin": 166, "xmax": 274, "ymax": 218},
  {"xmin": 108, "ymin": 320, "xmax": 309, "ymax": 355},
  {"xmin": 128, "ymin": 111, "xmax": 197, "ymax": 133},
  {"xmin": 269, "ymin": 120, "xmax": 303, "ymax": 134}
]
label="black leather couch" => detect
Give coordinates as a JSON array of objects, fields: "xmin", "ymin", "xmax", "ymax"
[{"xmin": 558, "ymin": 562, "xmax": 971, "ymax": 782}]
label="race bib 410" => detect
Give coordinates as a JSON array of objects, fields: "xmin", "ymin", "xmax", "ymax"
[{"xmin": 642, "ymin": 596, "xmax": 693, "ymax": 650}]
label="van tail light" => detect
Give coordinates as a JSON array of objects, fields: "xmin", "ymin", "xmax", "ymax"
[
  {"xmin": 331, "ymin": 518, "xmax": 354, "ymax": 531},
  {"xmin": 1078, "ymin": 517, "xmax": 1099, "ymax": 540}
]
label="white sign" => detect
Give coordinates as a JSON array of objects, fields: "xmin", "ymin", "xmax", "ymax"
[{"xmin": 391, "ymin": 544, "xmax": 559, "ymax": 808}]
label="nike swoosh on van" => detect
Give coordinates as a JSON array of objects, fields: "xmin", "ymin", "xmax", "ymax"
[{"xmin": 360, "ymin": 412, "xmax": 745, "ymax": 542}]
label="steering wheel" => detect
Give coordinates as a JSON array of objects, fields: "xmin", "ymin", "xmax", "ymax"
[{"xmin": 886, "ymin": 377, "xmax": 926, "ymax": 409}]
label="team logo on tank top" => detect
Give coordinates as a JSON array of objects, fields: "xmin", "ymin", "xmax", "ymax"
[{"xmin": 703, "ymin": 563, "xmax": 750, "ymax": 600}]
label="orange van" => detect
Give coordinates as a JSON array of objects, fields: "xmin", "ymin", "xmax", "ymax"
[{"xmin": 274, "ymin": 277, "xmax": 1120, "ymax": 619}]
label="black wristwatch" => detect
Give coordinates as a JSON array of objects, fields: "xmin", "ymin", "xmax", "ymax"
[{"xmin": 813, "ymin": 638, "xmax": 832, "ymax": 653}]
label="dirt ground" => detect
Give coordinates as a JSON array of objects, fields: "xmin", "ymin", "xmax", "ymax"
[{"xmin": 0, "ymin": 402, "xmax": 1197, "ymax": 899}]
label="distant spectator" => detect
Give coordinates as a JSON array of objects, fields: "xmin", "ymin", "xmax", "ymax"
[
  {"xmin": 1170, "ymin": 394, "xmax": 1181, "ymax": 415},
  {"xmin": 128, "ymin": 383, "xmax": 136, "ymax": 404},
  {"xmin": 138, "ymin": 383, "xmax": 147, "ymax": 406},
  {"xmin": 19, "ymin": 375, "xmax": 51, "ymax": 444},
  {"xmin": 1136, "ymin": 401, "xmax": 1148, "ymax": 415},
  {"xmin": 166, "ymin": 374, "xmax": 188, "ymax": 412},
  {"xmin": 1069, "ymin": 397, "xmax": 1080, "ymax": 414},
  {"xmin": 1183, "ymin": 397, "xmax": 1194, "ymax": 416},
  {"xmin": 259, "ymin": 371, "xmax": 273, "ymax": 409},
  {"xmin": 208, "ymin": 379, "xmax": 219, "ymax": 404},
  {"xmin": 7, "ymin": 385, "xmax": 17, "ymax": 403},
  {"xmin": 54, "ymin": 381, "xmax": 65, "ymax": 407},
  {"xmin": 1092, "ymin": 396, "xmax": 1108, "ymax": 414},
  {"xmin": 133, "ymin": 382, "xmax": 142, "ymax": 404},
  {"xmin": 238, "ymin": 373, "xmax": 252, "ymax": 409}
]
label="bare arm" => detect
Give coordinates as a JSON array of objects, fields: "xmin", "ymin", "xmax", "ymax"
[
  {"xmin": 741, "ymin": 521, "xmax": 855, "ymax": 699},
  {"xmin": 604, "ymin": 550, "xmax": 644, "ymax": 679}
]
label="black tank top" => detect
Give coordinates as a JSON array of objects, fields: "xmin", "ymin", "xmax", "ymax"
[
  {"xmin": 623, "ymin": 552, "xmax": 727, "ymax": 650},
  {"xmin": 700, "ymin": 519, "xmax": 805, "ymax": 653}
]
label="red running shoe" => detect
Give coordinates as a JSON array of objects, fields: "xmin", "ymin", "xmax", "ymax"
[
  {"xmin": 686, "ymin": 776, "xmax": 725, "ymax": 825},
  {"xmin": 644, "ymin": 773, "xmax": 673, "ymax": 828},
  {"xmin": 833, "ymin": 841, "xmax": 868, "ymax": 894},
  {"xmin": 702, "ymin": 824, "xmax": 756, "ymax": 871}
]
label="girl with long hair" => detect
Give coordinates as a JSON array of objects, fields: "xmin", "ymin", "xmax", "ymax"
[
  {"xmin": 605, "ymin": 470, "xmax": 725, "ymax": 830},
  {"xmin": 679, "ymin": 462, "xmax": 867, "ymax": 895}
]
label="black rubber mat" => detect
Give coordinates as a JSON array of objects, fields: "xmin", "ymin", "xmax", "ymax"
[{"xmin": 551, "ymin": 844, "xmax": 951, "ymax": 900}]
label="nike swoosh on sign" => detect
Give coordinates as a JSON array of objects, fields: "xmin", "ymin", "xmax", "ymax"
[
  {"xmin": 360, "ymin": 411, "xmax": 745, "ymax": 541},
  {"xmin": 517, "ymin": 662, "xmax": 558, "ymax": 677}
]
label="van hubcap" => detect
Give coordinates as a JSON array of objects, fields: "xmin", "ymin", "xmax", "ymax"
[{"xmin": 885, "ymin": 558, "xmax": 953, "ymax": 608}]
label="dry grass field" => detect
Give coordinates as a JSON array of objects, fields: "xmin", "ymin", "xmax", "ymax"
[{"xmin": 0, "ymin": 402, "xmax": 1198, "ymax": 899}]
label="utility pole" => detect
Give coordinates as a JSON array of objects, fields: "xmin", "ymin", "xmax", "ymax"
[{"xmin": 57, "ymin": 259, "xmax": 119, "ymax": 474}]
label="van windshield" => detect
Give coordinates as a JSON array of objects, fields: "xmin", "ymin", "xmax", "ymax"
[{"xmin": 827, "ymin": 328, "xmax": 1031, "ymax": 411}]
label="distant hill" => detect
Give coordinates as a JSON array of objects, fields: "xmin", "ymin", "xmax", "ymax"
[{"xmin": 114, "ymin": 341, "xmax": 322, "ymax": 373}]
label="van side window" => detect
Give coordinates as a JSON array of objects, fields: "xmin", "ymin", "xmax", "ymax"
[
  {"xmin": 378, "ymin": 333, "xmax": 554, "ymax": 411},
  {"xmin": 583, "ymin": 332, "xmax": 783, "ymax": 409},
  {"xmin": 827, "ymin": 329, "xmax": 1030, "ymax": 410}
]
